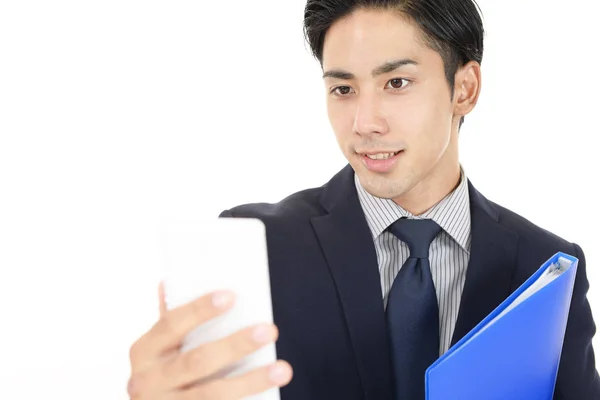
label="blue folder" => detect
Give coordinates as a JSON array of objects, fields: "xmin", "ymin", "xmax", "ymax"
[{"xmin": 425, "ymin": 252, "xmax": 579, "ymax": 400}]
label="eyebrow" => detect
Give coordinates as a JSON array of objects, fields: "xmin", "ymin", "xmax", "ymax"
[{"xmin": 322, "ymin": 58, "xmax": 418, "ymax": 80}]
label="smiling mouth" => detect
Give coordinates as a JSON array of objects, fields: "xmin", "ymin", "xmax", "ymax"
[{"xmin": 359, "ymin": 150, "xmax": 402, "ymax": 160}]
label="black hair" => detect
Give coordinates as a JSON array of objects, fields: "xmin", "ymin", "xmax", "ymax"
[{"xmin": 303, "ymin": 0, "xmax": 485, "ymax": 125}]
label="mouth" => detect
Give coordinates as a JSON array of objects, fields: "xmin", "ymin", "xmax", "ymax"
[
  {"xmin": 358, "ymin": 150, "xmax": 404, "ymax": 173},
  {"xmin": 359, "ymin": 150, "xmax": 402, "ymax": 160}
]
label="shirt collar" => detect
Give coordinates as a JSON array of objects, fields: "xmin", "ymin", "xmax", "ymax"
[{"xmin": 354, "ymin": 167, "xmax": 472, "ymax": 252}]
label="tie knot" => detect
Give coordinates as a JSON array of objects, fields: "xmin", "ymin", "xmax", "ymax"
[{"xmin": 388, "ymin": 218, "xmax": 441, "ymax": 259}]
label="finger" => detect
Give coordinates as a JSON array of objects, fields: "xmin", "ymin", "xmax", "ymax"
[
  {"xmin": 187, "ymin": 360, "xmax": 293, "ymax": 400},
  {"xmin": 158, "ymin": 281, "xmax": 167, "ymax": 318},
  {"xmin": 157, "ymin": 282, "xmax": 180, "ymax": 365},
  {"xmin": 129, "ymin": 290, "xmax": 235, "ymax": 373},
  {"xmin": 163, "ymin": 323, "xmax": 279, "ymax": 389},
  {"xmin": 129, "ymin": 323, "xmax": 279, "ymax": 395}
]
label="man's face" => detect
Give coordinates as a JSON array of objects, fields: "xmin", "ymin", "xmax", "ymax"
[{"xmin": 322, "ymin": 8, "xmax": 468, "ymax": 202}]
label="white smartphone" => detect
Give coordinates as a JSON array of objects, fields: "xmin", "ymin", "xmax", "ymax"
[{"xmin": 160, "ymin": 217, "xmax": 279, "ymax": 400}]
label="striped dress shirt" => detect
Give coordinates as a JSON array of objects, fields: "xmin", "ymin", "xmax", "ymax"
[{"xmin": 354, "ymin": 169, "xmax": 472, "ymax": 355}]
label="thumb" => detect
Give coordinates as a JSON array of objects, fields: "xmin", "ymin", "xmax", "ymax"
[{"xmin": 158, "ymin": 281, "xmax": 167, "ymax": 318}]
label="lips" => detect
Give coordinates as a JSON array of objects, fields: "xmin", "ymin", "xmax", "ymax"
[
  {"xmin": 363, "ymin": 151, "xmax": 402, "ymax": 160},
  {"xmin": 360, "ymin": 150, "xmax": 403, "ymax": 173}
]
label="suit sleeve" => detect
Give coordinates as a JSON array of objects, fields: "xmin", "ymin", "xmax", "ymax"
[{"xmin": 554, "ymin": 243, "xmax": 600, "ymax": 399}]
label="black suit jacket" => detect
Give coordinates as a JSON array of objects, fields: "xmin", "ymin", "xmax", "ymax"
[{"xmin": 220, "ymin": 165, "xmax": 600, "ymax": 399}]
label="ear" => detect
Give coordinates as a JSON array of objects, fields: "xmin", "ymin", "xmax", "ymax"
[{"xmin": 453, "ymin": 61, "xmax": 482, "ymax": 119}]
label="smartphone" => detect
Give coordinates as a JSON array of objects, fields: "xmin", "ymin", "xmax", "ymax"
[{"xmin": 160, "ymin": 217, "xmax": 279, "ymax": 399}]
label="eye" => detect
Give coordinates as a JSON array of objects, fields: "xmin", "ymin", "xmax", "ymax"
[
  {"xmin": 386, "ymin": 78, "xmax": 410, "ymax": 90},
  {"xmin": 330, "ymin": 86, "xmax": 354, "ymax": 96}
]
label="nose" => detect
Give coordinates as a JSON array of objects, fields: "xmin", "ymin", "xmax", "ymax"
[{"xmin": 352, "ymin": 94, "xmax": 389, "ymax": 137}]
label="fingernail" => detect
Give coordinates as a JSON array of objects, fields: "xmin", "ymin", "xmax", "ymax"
[
  {"xmin": 269, "ymin": 363, "xmax": 290, "ymax": 385},
  {"xmin": 252, "ymin": 324, "xmax": 273, "ymax": 344},
  {"xmin": 212, "ymin": 291, "xmax": 233, "ymax": 308}
]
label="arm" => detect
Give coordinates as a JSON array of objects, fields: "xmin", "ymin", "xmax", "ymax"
[{"xmin": 554, "ymin": 243, "xmax": 600, "ymax": 399}]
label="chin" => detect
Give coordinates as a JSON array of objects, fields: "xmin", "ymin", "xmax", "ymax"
[{"xmin": 357, "ymin": 170, "xmax": 412, "ymax": 200}]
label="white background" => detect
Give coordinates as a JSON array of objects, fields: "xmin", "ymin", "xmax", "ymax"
[{"xmin": 1, "ymin": 1, "xmax": 598, "ymax": 398}]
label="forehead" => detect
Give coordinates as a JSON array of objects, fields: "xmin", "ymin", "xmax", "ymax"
[{"xmin": 322, "ymin": 8, "xmax": 430, "ymax": 71}]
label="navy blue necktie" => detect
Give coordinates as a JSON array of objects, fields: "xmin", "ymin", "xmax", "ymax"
[{"xmin": 386, "ymin": 218, "xmax": 442, "ymax": 400}]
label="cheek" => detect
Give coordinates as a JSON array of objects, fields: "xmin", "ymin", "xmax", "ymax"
[
  {"xmin": 387, "ymin": 101, "xmax": 432, "ymax": 142},
  {"xmin": 327, "ymin": 102, "xmax": 354, "ymax": 142},
  {"xmin": 391, "ymin": 100, "xmax": 451, "ymax": 160},
  {"xmin": 405, "ymin": 89, "xmax": 450, "ymax": 133}
]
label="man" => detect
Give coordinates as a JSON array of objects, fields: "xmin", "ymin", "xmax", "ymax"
[{"xmin": 127, "ymin": 0, "xmax": 600, "ymax": 399}]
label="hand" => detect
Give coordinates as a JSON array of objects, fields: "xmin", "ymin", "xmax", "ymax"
[{"xmin": 127, "ymin": 283, "xmax": 293, "ymax": 399}]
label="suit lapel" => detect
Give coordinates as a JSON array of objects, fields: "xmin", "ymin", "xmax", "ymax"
[
  {"xmin": 309, "ymin": 167, "xmax": 519, "ymax": 396},
  {"xmin": 311, "ymin": 165, "xmax": 394, "ymax": 400},
  {"xmin": 451, "ymin": 181, "xmax": 520, "ymax": 346}
]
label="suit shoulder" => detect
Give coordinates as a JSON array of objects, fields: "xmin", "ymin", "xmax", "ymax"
[
  {"xmin": 219, "ymin": 186, "xmax": 326, "ymax": 222},
  {"xmin": 492, "ymin": 200, "xmax": 576, "ymax": 250}
]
